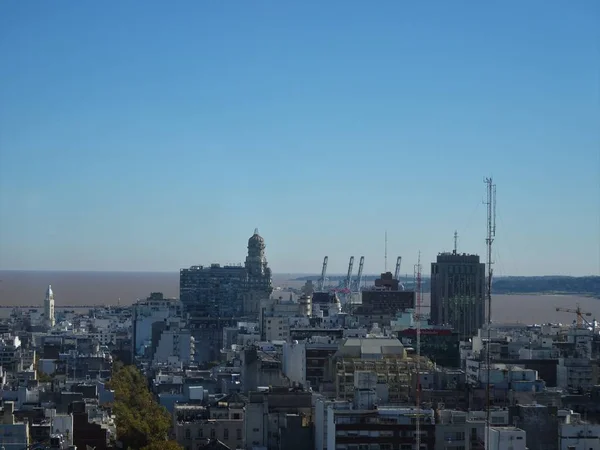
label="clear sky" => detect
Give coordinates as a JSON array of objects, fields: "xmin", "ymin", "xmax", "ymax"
[{"xmin": 0, "ymin": 1, "xmax": 598, "ymax": 276}]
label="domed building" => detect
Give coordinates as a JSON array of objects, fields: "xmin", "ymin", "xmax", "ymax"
[
  {"xmin": 243, "ymin": 228, "xmax": 273, "ymax": 314},
  {"xmin": 179, "ymin": 229, "xmax": 274, "ymax": 362}
]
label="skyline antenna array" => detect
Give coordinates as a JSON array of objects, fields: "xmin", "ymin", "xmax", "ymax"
[
  {"xmin": 453, "ymin": 230, "xmax": 458, "ymax": 254},
  {"xmin": 414, "ymin": 251, "xmax": 422, "ymax": 450},
  {"xmin": 384, "ymin": 231, "xmax": 388, "ymax": 273},
  {"xmin": 484, "ymin": 177, "xmax": 496, "ymax": 448}
]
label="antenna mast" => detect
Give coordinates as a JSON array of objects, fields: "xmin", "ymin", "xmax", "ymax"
[
  {"xmin": 384, "ymin": 231, "xmax": 388, "ymax": 272},
  {"xmin": 415, "ymin": 251, "xmax": 422, "ymax": 450},
  {"xmin": 484, "ymin": 177, "xmax": 496, "ymax": 447},
  {"xmin": 453, "ymin": 230, "xmax": 458, "ymax": 255}
]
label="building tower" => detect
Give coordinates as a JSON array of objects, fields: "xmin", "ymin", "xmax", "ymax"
[
  {"xmin": 430, "ymin": 252, "xmax": 485, "ymax": 339},
  {"xmin": 244, "ymin": 228, "xmax": 273, "ymax": 315},
  {"xmin": 44, "ymin": 285, "xmax": 55, "ymax": 328}
]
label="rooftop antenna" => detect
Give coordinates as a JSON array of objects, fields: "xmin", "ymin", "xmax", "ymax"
[
  {"xmin": 414, "ymin": 251, "xmax": 422, "ymax": 450},
  {"xmin": 484, "ymin": 177, "xmax": 497, "ymax": 448},
  {"xmin": 453, "ymin": 230, "xmax": 458, "ymax": 255},
  {"xmin": 384, "ymin": 231, "xmax": 388, "ymax": 272}
]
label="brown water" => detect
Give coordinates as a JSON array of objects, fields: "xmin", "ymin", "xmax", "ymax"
[{"xmin": 0, "ymin": 270, "xmax": 598, "ymax": 325}]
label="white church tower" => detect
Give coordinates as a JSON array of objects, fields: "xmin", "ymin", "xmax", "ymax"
[{"xmin": 44, "ymin": 285, "xmax": 55, "ymax": 328}]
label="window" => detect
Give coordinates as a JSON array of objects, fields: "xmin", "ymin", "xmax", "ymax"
[
  {"xmin": 211, "ymin": 429, "xmax": 216, "ymax": 439},
  {"xmin": 237, "ymin": 429, "xmax": 242, "ymax": 440},
  {"xmin": 224, "ymin": 428, "xmax": 229, "ymax": 439},
  {"xmin": 197, "ymin": 429, "xmax": 203, "ymax": 438},
  {"xmin": 185, "ymin": 429, "xmax": 191, "ymax": 439}
]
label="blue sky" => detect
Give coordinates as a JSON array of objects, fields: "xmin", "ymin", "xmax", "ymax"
[{"xmin": 0, "ymin": 1, "xmax": 598, "ymax": 276}]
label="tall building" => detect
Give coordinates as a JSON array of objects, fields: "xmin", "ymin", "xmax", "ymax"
[
  {"xmin": 243, "ymin": 229, "xmax": 273, "ymax": 315},
  {"xmin": 44, "ymin": 285, "xmax": 55, "ymax": 329},
  {"xmin": 430, "ymin": 252, "xmax": 485, "ymax": 339},
  {"xmin": 180, "ymin": 264, "xmax": 247, "ymax": 318},
  {"xmin": 131, "ymin": 292, "xmax": 181, "ymax": 359},
  {"xmin": 180, "ymin": 229, "xmax": 273, "ymax": 362}
]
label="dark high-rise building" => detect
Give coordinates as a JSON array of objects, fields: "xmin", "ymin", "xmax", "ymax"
[
  {"xmin": 179, "ymin": 229, "xmax": 273, "ymax": 318},
  {"xmin": 180, "ymin": 264, "xmax": 247, "ymax": 318},
  {"xmin": 430, "ymin": 252, "xmax": 486, "ymax": 339},
  {"xmin": 179, "ymin": 229, "xmax": 273, "ymax": 362}
]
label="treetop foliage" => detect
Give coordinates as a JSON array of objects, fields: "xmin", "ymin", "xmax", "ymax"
[{"xmin": 109, "ymin": 363, "xmax": 182, "ymax": 450}]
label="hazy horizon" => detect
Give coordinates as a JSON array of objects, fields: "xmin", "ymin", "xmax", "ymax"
[
  {"xmin": 0, "ymin": 270, "xmax": 598, "ymax": 326},
  {"xmin": 2, "ymin": 269, "xmax": 599, "ymax": 278}
]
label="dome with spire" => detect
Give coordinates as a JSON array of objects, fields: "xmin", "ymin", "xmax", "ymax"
[
  {"xmin": 248, "ymin": 228, "xmax": 264, "ymax": 246},
  {"xmin": 45, "ymin": 285, "xmax": 53, "ymax": 299}
]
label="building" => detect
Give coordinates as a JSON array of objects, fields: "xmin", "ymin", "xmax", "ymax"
[
  {"xmin": 44, "ymin": 285, "xmax": 55, "ymax": 329},
  {"xmin": 486, "ymin": 427, "xmax": 527, "ymax": 450},
  {"xmin": 559, "ymin": 411, "xmax": 600, "ymax": 450},
  {"xmin": 334, "ymin": 337, "xmax": 432, "ymax": 403},
  {"xmin": 397, "ymin": 327, "xmax": 461, "ymax": 368},
  {"xmin": 314, "ymin": 401, "xmax": 436, "ymax": 450},
  {"xmin": 353, "ymin": 272, "xmax": 415, "ymax": 327},
  {"xmin": 0, "ymin": 335, "xmax": 22, "ymax": 372},
  {"xmin": 430, "ymin": 252, "xmax": 486, "ymax": 339},
  {"xmin": 131, "ymin": 292, "xmax": 182, "ymax": 359},
  {"xmin": 0, "ymin": 401, "xmax": 30, "ymax": 450},
  {"xmin": 180, "ymin": 230, "xmax": 273, "ymax": 363},
  {"xmin": 244, "ymin": 388, "xmax": 312, "ymax": 450},
  {"xmin": 310, "ymin": 292, "xmax": 342, "ymax": 318},
  {"xmin": 241, "ymin": 347, "xmax": 288, "ymax": 393},
  {"xmin": 180, "ymin": 264, "xmax": 247, "ymax": 318},
  {"xmin": 243, "ymin": 229, "xmax": 274, "ymax": 315},
  {"xmin": 152, "ymin": 318, "xmax": 195, "ymax": 365},
  {"xmin": 259, "ymin": 297, "xmax": 307, "ymax": 341},
  {"xmin": 173, "ymin": 400, "xmax": 245, "ymax": 450},
  {"xmin": 509, "ymin": 404, "xmax": 559, "ymax": 450},
  {"xmin": 180, "ymin": 229, "xmax": 273, "ymax": 319},
  {"xmin": 283, "ymin": 338, "xmax": 338, "ymax": 390}
]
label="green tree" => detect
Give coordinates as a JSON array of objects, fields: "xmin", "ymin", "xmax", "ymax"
[
  {"xmin": 109, "ymin": 364, "xmax": 182, "ymax": 450},
  {"xmin": 141, "ymin": 441, "xmax": 183, "ymax": 450},
  {"xmin": 34, "ymin": 353, "xmax": 53, "ymax": 383}
]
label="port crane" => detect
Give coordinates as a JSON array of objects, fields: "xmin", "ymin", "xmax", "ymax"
[
  {"xmin": 351, "ymin": 256, "xmax": 365, "ymax": 292},
  {"xmin": 317, "ymin": 256, "xmax": 328, "ymax": 291},
  {"xmin": 394, "ymin": 256, "xmax": 402, "ymax": 280},
  {"xmin": 345, "ymin": 256, "xmax": 354, "ymax": 290},
  {"xmin": 556, "ymin": 304, "xmax": 592, "ymax": 328}
]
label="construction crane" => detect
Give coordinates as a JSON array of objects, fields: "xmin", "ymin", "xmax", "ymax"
[
  {"xmin": 556, "ymin": 304, "xmax": 592, "ymax": 328},
  {"xmin": 317, "ymin": 256, "xmax": 328, "ymax": 291},
  {"xmin": 352, "ymin": 256, "xmax": 365, "ymax": 292},
  {"xmin": 345, "ymin": 256, "xmax": 355, "ymax": 290},
  {"xmin": 394, "ymin": 256, "xmax": 402, "ymax": 281}
]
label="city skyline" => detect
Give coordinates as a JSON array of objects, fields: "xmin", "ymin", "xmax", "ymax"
[{"xmin": 1, "ymin": 1, "xmax": 599, "ymax": 276}]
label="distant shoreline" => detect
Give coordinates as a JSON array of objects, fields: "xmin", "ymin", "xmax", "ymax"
[
  {"xmin": 496, "ymin": 291, "xmax": 600, "ymax": 299},
  {"xmin": 0, "ymin": 291, "xmax": 597, "ymax": 308}
]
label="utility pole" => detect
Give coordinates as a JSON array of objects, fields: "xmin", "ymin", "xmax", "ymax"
[{"xmin": 483, "ymin": 177, "xmax": 496, "ymax": 447}]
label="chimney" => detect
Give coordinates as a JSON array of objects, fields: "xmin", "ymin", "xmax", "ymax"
[{"xmin": 3, "ymin": 400, "xmax": 15, "ymax": 424}]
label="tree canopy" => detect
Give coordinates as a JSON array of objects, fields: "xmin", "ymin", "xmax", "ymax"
[{"xmin": 109, "ymin": 362, "xmax": 182, "ymax": 450}]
